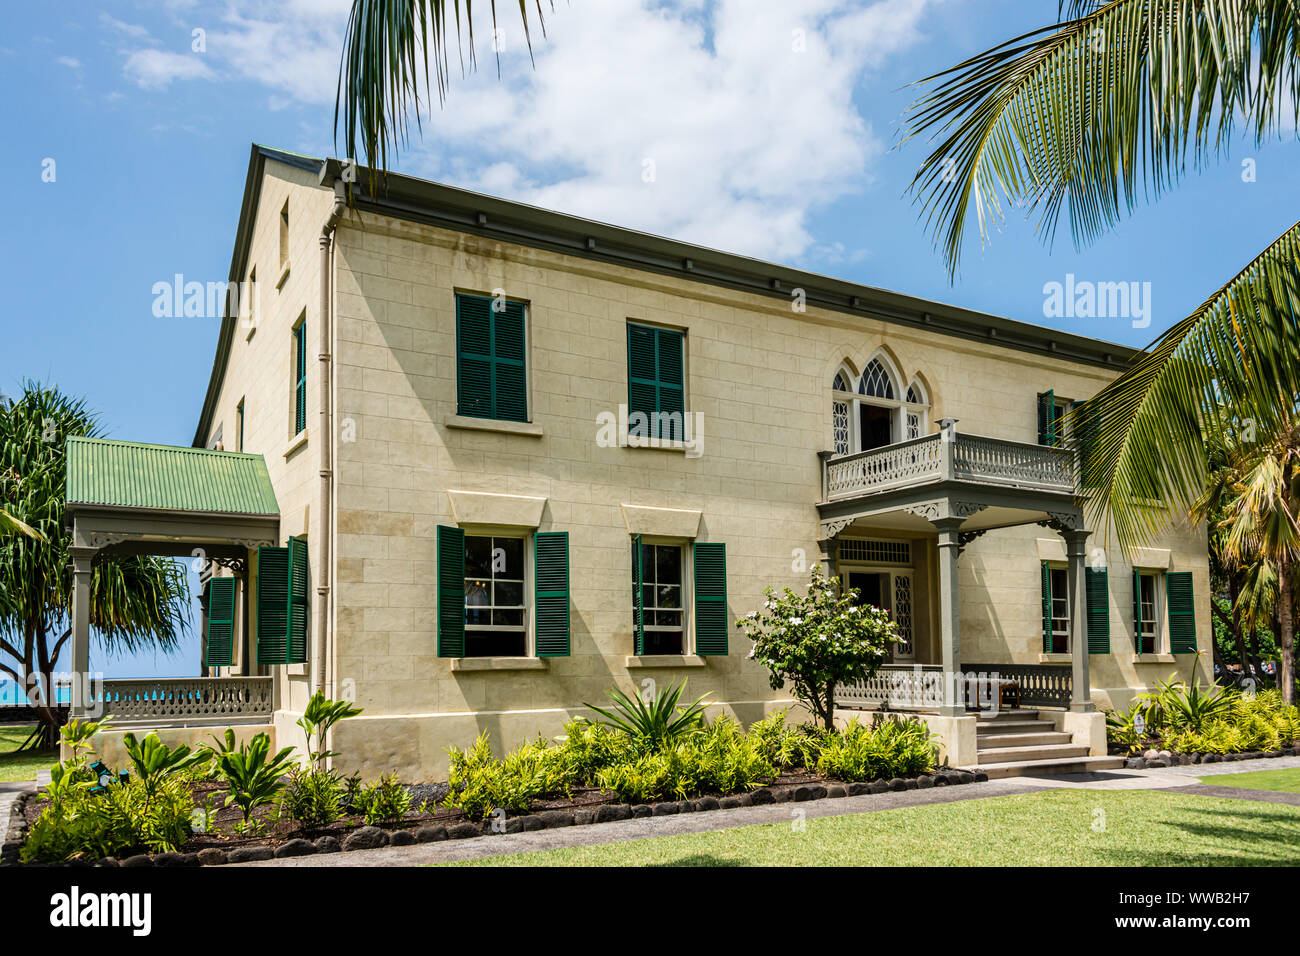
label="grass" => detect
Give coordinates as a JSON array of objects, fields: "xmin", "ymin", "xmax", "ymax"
[
  {"xmin": 1207, "ymin": 767, "xmax": 1300, "ymax": 794},
  {"xmin": 0, "ymin": 723, "xmax": 57, "ymax": 784},
  {"xmin": 444, "ymin": 789, "xmax": 1300, "ymax": 867}
]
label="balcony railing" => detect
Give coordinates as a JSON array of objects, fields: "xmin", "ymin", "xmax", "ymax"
[
  {"xmin": 89, "ymin": 677, "xmax": 273, "ymax": 725},
  {"xmin": 822, "ymin": 433, "xmax": 1075, "ymax": 502},
  {"xmin": 835, "ymin": 663, "xmax": 1073, "ymax": 711}
]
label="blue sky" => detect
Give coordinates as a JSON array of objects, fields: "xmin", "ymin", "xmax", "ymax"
[{"xmin": 1, "ymin": 0, "xmax": 1296, "ymax": 680}]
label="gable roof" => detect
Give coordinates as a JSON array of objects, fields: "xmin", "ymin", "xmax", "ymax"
[
  {"xmin": 67, "ymin": 437, "xmax": 279, "ymax": 517},
  {"xmin": 194, "ymin": 144, "xmax": 1144, "ymax": 446}
]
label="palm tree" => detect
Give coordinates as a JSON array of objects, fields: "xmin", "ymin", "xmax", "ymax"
[
  {"xmin": 0, "ymin": 383, "xmax": 190, "ymax": 748},
  {"xmin": 901, "ymin": 0, "xmax": 1300, "ymax": 552},
  {"xmin": 1193, "ymin": 415, "xmax": 1300, "ymax": 702},
  {"xmin": 336, "ymin": 1, "xmax": 549, "ymax": 176}
]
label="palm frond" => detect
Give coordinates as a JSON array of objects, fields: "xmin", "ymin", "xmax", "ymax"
[
  {"xmin": 335, "ymin": 0, "xmax": 551, "ymax": 178},
  {"xmin": 1075, "ymin": 218, "xmax": 1300, "ymax": 550},
  {"xmin": 901, "ymin": 0, "xmax": 1300, "ymax": 277}
]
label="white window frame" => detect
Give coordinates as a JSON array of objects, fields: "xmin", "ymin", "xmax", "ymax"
[
  {"xmin": 463, "ymin": 531, "xmax": 532, "ymax": 658},
  {"xmin": 637, "ymin": 536, "xmax": 692, "ymax": 655},
  {"xmin": 1135, "ymin": 570, "xmax": 1166, "ymax": 656},
  {"xmin": 1047, "ymin": 564, "xmax": 1071, "ymax": 653}
]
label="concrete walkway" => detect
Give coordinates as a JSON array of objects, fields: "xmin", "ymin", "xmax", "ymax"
[{"xmin": 242, "ymin": 755, "xmax": 1300, "ymax": 867}]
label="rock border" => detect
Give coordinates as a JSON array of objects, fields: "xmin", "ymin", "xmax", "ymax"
[
  {"xmin": 0, "ymin": 770, "xmax": 987, "ymax": 867},
  {"xmin": 1122, "ymin": 744, "xmax": 1300, "ymax": 770},
  {"xmin": 1, "ymin": 790, "xmax": 35, "ymax": 866}
]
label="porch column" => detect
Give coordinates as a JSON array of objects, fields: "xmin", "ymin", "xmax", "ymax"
[
  {"xmin": 934, "ymin": 517, "xmax": 964, "ymax": 716},
  {"xmin": 1062, "ymin": 528, "xmax": 1095, "ymax": 712},
  {"xmin": 817, "ymin": 535, "xmax": 839, "ymax": 582},
  {"xmin": 68, "ymin": 547, "xmax": 95, "ymax": 719}
]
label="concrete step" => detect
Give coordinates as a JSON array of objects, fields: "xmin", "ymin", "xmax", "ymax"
[
  {"xmin": 974, "ymin": 743, "xmax": 1090, "ymax": 762},
  {"xmin": 975, "ymin": 709, "xmax": 1040, "ymax": 722},
  {"xmin": 971, "ymin": 755, "xmax": 1126, "ymax": 779},
  {"xmin": 975, "ymin": 719, "xmax": 1057, "ymax": 735},
  {"xmin": 976, "ymin": 731, "xmax": 1074, "ymax": 749}
]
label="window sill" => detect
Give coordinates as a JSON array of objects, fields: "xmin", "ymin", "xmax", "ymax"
[
  {"xmin": 1038, "ymin": 653, "xmax": 1071, "ymax": 664},
  {"xmin": 451, "ymin": 657, "xmax": 549, "ymax": 672},
  {"xmin": 287, "ymin": 663, "xmax": 308, "ymax": 677},
  {"xmin": 284, "ymin": 429, "xmax": 308, "ymax": 459},
  {"xmin": 1133, "ymin": 653, "xmax": 1176, "ymax": 664},
  {"xmin": 625, "ymin": 655, "xmax": 708, "ymax": 668},
  {"xmin": 444, "ymin": 414, "xmax": 543, "ymax": 437},
  {"xmin": 625, "ymin": 438, "xmax": 694, "ymax": 455},
  {"xmin": 276, "ymin": 263, "xmax": 291, "ymax": 290}
]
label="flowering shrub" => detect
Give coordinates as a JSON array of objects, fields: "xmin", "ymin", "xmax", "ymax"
[{"xmin": 736, "ymin": 566, "xmax": 900, "ymax": 730}]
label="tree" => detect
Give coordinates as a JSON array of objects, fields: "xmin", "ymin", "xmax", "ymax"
[
  {"xmin": 0, "ymin": 383, "xmax": 191, "ymax": 747},
  {"xmin": 901, "ymin": 0, "xmax": 1300, "ymax": 543},
  {"xmin": 736, "ymin": 567, "xmax": 899, "ymax": 731},
  {"xmin": 1193, "ymin": 414, "xmax": 1300, "ymax": 703},
  {"xmin": 336, "ymin": 1, "xmax": 550, "ymax": 176}
]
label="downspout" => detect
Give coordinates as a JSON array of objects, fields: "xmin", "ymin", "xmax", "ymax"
[{"xmin": 316, "ymin": 177, "xmax": 346, "ymax": 700}]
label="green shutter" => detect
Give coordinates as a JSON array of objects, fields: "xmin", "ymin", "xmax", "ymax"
[
  {"xmin": 257, "ymin": 546, "xmax": 290, "ymax": 665},
  {"xmin": 694, "ymin": 542, "xmax": 728, "ymax": 655},
  {"xmin": 287, "ymin": 536, "xmax": 309, "ymax": 664},
  {"xmin": 1041, "ymin": 561, "xmax": 1052, "ymax": 652},
  {"xmin": 437, "ymin": 525, "xmax": 465, "ymax": 657},
  {"xmin": 631, "ymin": 534, "xmax": 645, "ymax": 655},
  {"xmin": 456, "ymin": 294, "xmax": 528, "ymax": 422},
  {"xmin": 1036, "ymin": 390, "xmax": 1055, "ymax": 446},
  {"xmin": 627, "ymin": 323, "xmax": 685, "ymax": 442},
  {"xmin": 204, "ymin": 577, "xmax": 237, "ymax": 667},
  {"xmin": 534, "ymin": 532, "xmax": 570, "ymax": 657},
  {"xmin": 1133, "ymin": 568, "xmax": 1144, "ymax": 647},
  {"xmin": 1167, "ymin": 571, "xmax": 1197, "ymax": 654},
  {"xmin": 294, "ymin": 324, "xmax": 307, "ymax": 435},
  {"xmin": 1085, "ymin": 566, "xmax": 1109, "ymax": 654}
]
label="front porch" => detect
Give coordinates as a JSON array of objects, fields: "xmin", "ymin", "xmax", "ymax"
[{"xmin": 816, "ymin": 424, "xmax": 1116, "ymax": 771}]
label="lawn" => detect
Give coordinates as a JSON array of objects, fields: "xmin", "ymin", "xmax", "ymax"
[
  {"xmin": 0, "ymin": 724, "xmax": 56, "ymax": 784},
  {"xmin": 1207, "ymin": 767, "xmax": 1300, "ymax": 794},
  {"xmin": 445, "ymin": 789, "xmax": 1300, "ymax": 867}
]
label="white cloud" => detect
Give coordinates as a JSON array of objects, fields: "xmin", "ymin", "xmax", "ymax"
[
  {"xmin": 123, "ymin": 49, "xmax": 215, "ymax": 89},
  {"xmin": 184, "ymin": 0, "xmax": 935, "ymax": 262},
  {"xmin": 56, "ymin": 56, "xmax": 81, "ymax": 69},
  {"xmin": 100, "ymin": 13, "xmax": 152, "ymax": 41}
]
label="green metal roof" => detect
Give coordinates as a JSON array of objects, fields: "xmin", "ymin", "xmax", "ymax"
[{"xmin": 66, "ymin": 437, "xmax": 279, "ymax": 516}]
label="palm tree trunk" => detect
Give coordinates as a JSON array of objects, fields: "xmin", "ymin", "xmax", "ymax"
[{"xmin": 1280, "ymin": 566, "xmax": 1295, "ymax": 706}]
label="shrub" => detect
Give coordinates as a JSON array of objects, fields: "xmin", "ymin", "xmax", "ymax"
[
  {"xmin": 554, "ymin": 718, "xmax": 638, "ymax": 777},
  {"xmin": 594, "ymin": 717, "xmax": 776, "ymax": 802},
  {"xmin": 815, "ymin": 716, "xmax": 937, "ymax": 782},
  {"xmin": 584, "ymin": 681, "xmax": 709, "ymax": 750},
  {"xmin": 121, "ymin": 732, "xmax": 210, "ymax": 790},
  {"xmin": 296, "ymin": 689, "xmax": 363, "ymax": 766},
  {"xmin": 356, "ymin": 773, "xmax": 413, "ymax": 825},
  {"xmin": 22, "ymin": 774, "xmax": 193, "ymax": 863},
  {"xmin": 206, "ymin": 729, "xmax": 298, "ymax": 831},
  {"xmin": 444, "ymin": 733, "xmax": 546, "ymax": 821},
  {"xmin": 737, "ymin": 566, "xmax": 899, "ymax": 731},
  {"xmin": 748, "ymin": 710, "xmax": 828, "ymax": 770},
  {"xmin": 280, "ymin": 766, "xmax": 345, "ymax": 828}
]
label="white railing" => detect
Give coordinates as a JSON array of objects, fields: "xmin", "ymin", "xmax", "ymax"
[
  {"xmin": 90, "ymin": 677, "xmax": 273, "ymax": 725},
  {"xmin": 823, "ymin": 433, "xmax": 1074, "ymax": 501},
  {"xmin": 835, "ymin": 665, "xmax": 944, "ymax": 711}
]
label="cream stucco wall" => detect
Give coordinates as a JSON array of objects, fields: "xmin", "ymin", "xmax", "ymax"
[{"xmin": 204, "ymin": 164, "xmax": 1212, "ymax": 780}]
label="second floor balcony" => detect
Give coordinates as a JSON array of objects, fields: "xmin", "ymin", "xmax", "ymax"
[{"xmin": 820, "ymin": 429, "xmax": 1076, "ymax": 504}]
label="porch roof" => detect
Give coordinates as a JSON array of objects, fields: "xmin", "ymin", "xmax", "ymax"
[{"xmin": 66, "ymin": 437, "xmax": 279, "ymax": 517}]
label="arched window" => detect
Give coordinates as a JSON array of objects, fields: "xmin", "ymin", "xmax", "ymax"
[
  {"xmin": 829, "ymin": 356, "xmax": 930, "ymax": 455},
  {"xmin": 831, "ymin": 371, "xmax": 852, "ymax": 455},
  {"xmin": 859, "ymin": 359, "xmax": 895, "ymax": 400},
  {"xmin": 905, "ymin": 380, "xmax": 930, "ymax": 440}
]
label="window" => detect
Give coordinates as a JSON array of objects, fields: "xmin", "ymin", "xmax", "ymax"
[
  {"xmin": 456, "ymin": 293, "xmax": 528, "ymax": 422},
  {"xmin": 464, "ymin": 535, "xmax": 526, "ymax": 657},
  {"xmin": 435, "ymin": 526, "xmax": 570, "ymax": 659},
  {"xmin": 1036, "ymin": 389, "xmax": 1071, "ymax": 447},
  {"xmin": 830, "ymin": 357, "xmax": 929, "ymax": 455},
  {"xmin": 236, "ymin": 399, "xmax": 245, "ymax": 453},
  {"xmin": 1048, "ymin": 567, "xmax": 1070, "ymax": 653},
  {"xmin": 244, "ymin": 267, "xmax": 257, "ymax": 333},
  {"xmin": 292, "ymin": 319, "xmax": 307, "ymax": 436},
  {"xmin": 279, "ymin": 201, "xmax": 289, "ymax": 267},
  {"xmin": 627, "ymin": 322, "xmax": 685, "ymax": 442},
  {"xmin": 256, "ymin": 536, "xmax": 309, "ymax": 665},
  {"xmin": 636, "ymin": 542, "xmax": 684, "ymax": 654},
  {"xmin": 1135, "ymin": 572, "xmax": 1159, "ymax": 655}
]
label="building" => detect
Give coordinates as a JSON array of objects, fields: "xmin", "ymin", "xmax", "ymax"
[{"xmin": 63, "ymin": 145, "xmax": 1211, "ymax": 778}]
